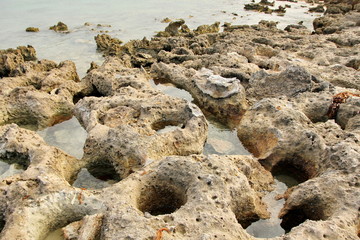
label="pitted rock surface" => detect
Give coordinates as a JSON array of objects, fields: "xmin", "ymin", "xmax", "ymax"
[
  {"xmin": 0, "ymin": 124, "xmax": 272, "ymax": 239},
  {"xmin": 151, "ymin": 62, "xmax": 248, "ymax": 126},
  {"xmin": 82, "ymin": 57, "xmax": 151, "ymax": 96},
  {"xmin": 0, "ymin": 48, "xmax": 90, "ymax": 130},
  {"xmin": 74, "ymin": 91, "xmax": 208, "ymax": 177},
  {"xmin": 0, "ymin": 2, "xmax": 359, "ymax": 239}
]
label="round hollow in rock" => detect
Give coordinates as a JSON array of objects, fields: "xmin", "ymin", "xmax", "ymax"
[
  {"xmin": 151, "ymin": 120, "xmax": 184, "ymax": 132},
  {"xmin": 137, "ymin": 182, "xmax": 187, "ymax": 216},
  {"xmin": 86, "ymin": 160, "xmax": 121, "ymax": 182},
  {"xmin": 271, "ymin": 160, "xmax": 310, "ymax": 185},
  {"xmin": 0, "ymin": 151, "xmax": 30, "ymax": 170},
  {"xmin": 280, "ymin": 203, "xmax": 327, "ymax": 232}
]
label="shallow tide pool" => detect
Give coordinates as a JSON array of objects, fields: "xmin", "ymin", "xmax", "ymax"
[
  {"xmin": 246, "ymin": 174, "xmax": 300, "ymax": 238},
  {"xmin": 37, "ymin": 116, "xmax": 87, "ymax": 159}
]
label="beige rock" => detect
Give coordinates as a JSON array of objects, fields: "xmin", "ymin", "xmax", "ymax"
[
  {"xmin": 0, "ymin": 52, "xmax": 89, "ymax": 130},
  {"xmin": 151, "ymin": 63, "xmax": 248, "ymax": 126}
]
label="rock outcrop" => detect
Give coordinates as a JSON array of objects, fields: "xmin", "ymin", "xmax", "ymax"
[
  {"xmin": 0, "ymin": 2, "xmax": 359, "ymax": 239},
  {"xmin": 49, "ymin": 21, "xmax": 69, "ymax": 32},
  {"xmin": 0, "ymin": 46, "xmax": 91, "ymax": 130},
  {"xmin": 75, "ymin": 58, "xmax": 208, "ymax": 177},
  {"xmin": 151, "ymin": 63, "xmax": 248, "ymax": 126},
  {"xmin": 0, "ymin": 124, "xmax": 272, "ymax": 240}
]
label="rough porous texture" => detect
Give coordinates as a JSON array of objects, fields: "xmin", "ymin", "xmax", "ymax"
[{"xmin": 0, "ymin": 1, "xmax": 359, "ymax": 239}]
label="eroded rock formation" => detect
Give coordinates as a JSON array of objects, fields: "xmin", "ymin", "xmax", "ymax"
[
  {"xmin": 0, "ymin": 46, "xmax": 93, "ymax": 130},
  {"xmin": 0, "ymin": 1, "xmax": 359, "ymax": 239}
]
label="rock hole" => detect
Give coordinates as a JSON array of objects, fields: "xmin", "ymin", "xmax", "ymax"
[
  {"xmin": 72, "ymin": 161, "xmax": 121, "ymax": 189},
  {"xmin": 73, "ymin": 84, "xmax": 105, "ymax": 104},
  {"xmin": 137, "ymin": 182, "xmax": 187, "ymax": 216},
  {"xmin": 246, "ymin": 173, "xmax": 299, "ymax": 238},
  {"xmin": 280, "ymin": 203, "xmax": 327, "ymax": 232},
  {"xmin": 0, "ymin": 151, "xmax": 29, "ymax": 179},
  {"xmin": 271, "ymin": 160, "xmax": 311, "ymax": 184},
  {"xmin": 152, "ymin": 120, "xmax": 184, "ymax": 133},
  {"xmin": 204, "ymin": 118, "xmax": 250, "ymax": 155},
  {"xmin": 37, "ymin": 116, "xmax": 87, "ymax": 159},
  {"xmin": 44, "ymin": 215, "xmax": 88, "ymax": 240},
  {"xmin": 149, "ymin": 79, "xmax": 193, "ymax": 102},
  {"xmin": 0, "ymin": 213, "xmax": 5, "ymax": 234},
  {"xmin": 73, "ymin": 92, "xmax": 85, "ymax": 104}
]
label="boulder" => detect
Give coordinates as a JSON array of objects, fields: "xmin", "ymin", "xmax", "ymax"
[
  {"xmin": 0, "ymin": 46, "xmax": 90, "ymax": 130},
  {"xmin": 151, "ymin": 63, "xmax": 248, "ymax": 126},
  {"xmin": 237, "ymin": 98, "xmax": 327, "ymax": 177},
  {"xmin": 49, "ymin": 21, "xmax": 69, "ymax": 32},
  {"xmin": 74, "ymin": 90, "xmax": 208, "ymax": 177},
  {"xmin": 25, "ymin": 27, "xmax": 39, "ymax": 32},
  {"xmin": 247, "ymin": 65, "xmax": 314, "ymax": 99},
  {"xmin": 0, "ymin": 46, "xmax": 36, "ymax": 78}
]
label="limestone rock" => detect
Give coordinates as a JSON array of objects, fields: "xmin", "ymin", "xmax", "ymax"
[
  {"xmin": 279, "ymin": 172, "xmax": 359, "ymax": 239},
  {"xmin": 237, "ymin": 98, "xmax": 327, "ymax": 177},
  {"xmin": 193, "ymin": 22, "xmax": 220, "ymax": 35},
  {"xmin": 336, "ymin": 96, "xmax": 360, "ymax": 130},
  {"xmin": 164, "ymin": 19, "xmax": 185, "ymax": 36},
  {"xmin": 49, "ymin": 21, "xmax": 69, "ymax": 32},
  {"xmin": 194, "ymin": 68, "xmax": 241, "ymax": 99},
  {"xmin": 94, "ymin": 34, "xmax": 123, "ymax": 53},
  {"xmin": 0, "ymin": 124, "xmax": 273, "ymax": 239},
  {"xmin": 0, "ymin": 46, "xmax": 36, "ymax": 77},
  {"xmin": 82, "ymin": 57, "xmax": 151, "ymax": 96},
  {"xmin": 151, "ymin": 62, "xmax": 248, "ymax": 126},
  {"xmin": 247, "ymin": 65, "xmax": 314, "ymax": 99},
  {"xmin": 74, "ymin": 91, "xmax": 208, "ymax": 177},
  {"xmin": 25, "ymin": 27, "xmax": 39, "ymax": 32},
  {"xmin": 0, "ymin": 46, "xmax": 91, "ymax": 130},
  {"xmin": 293, "ymin": 91, "xmax": 333, "ymax": 123},
  {"xmin": 313, "ymin": 11, "xmax": 360, "ymax": 34},
  {"xmin": 100, "ymin": 155, "xmax": 272, "ymax": 239}
]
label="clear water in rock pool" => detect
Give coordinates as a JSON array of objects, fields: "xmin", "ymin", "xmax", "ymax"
[
  {"xmin": 157, "ymin": 125, "xmax": 183, "ymax": 134},
  {"xmin": 150, "ymin": 79, "xmax": 250, "ymax": 155},
  {"xmin": 44, "ymin": 228, "xmax": 64, "ymax": 240},
  {"xmin": 0, "ymin": 161, "xmax": 24, "ymax": 180},
  {"xmin": 0, "ymin": 0, "xmax": 322, "ymax": 77},
  {"xmin": 72, "ymin": 168, "xmax": 116, "ymax": 189},
  {"xmin": 150, "ymin": 79, "xmax": 194, "ymax": 102},
  {"xmin": 204, "ymin": 118, "xmax": 250, "ymax": 155},
  {"xmin": 246, "ymin": 175, "xmax": 300, "ymax": 238},
  {"xmin": 37, "ymin": 117, "xmax": 87, "ymax": 159}
]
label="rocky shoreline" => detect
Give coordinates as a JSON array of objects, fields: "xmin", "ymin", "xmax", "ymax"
[{"xmin": 0, "ymin": 0, "xmax": 359, "ymax": 239}]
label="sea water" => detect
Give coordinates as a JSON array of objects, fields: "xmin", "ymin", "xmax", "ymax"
[
  {"xmin": 0, "ymin": 0, "xmax": 322, "ymax": 77},
  {"xmin": 1, "ymin": 2, "xmax": 321, "ymax": 238}
]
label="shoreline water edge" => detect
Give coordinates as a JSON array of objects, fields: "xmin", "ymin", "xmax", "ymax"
[{"xmin": 0, "ymin": 0, "xmax": 359, "ymax": 239}]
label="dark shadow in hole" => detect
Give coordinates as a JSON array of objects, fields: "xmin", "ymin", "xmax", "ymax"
[
  {"xmin": 73, "ymin": 84, "xmax": 105, "ymax": 104},
  {"xmin": 236, "ymin": 213, "xmax": 262, "ymax": 229},
  {"xmin": 138, "ymin": 183, "xmax": 187, "ymax": 216},
  {"xmin": 72, "ymin": 160, "xmax": 121, "ymax": 190},
  {"xmin": 0, "ymin": 151, "xmax": 30, "ymax": 170},
  {"xmin": 87, "ymin": 160, "xmax": 121, "ymax": 182},
  {"xmin": 271, "ymin": 161, "xmax": 308, "ymax": 187},
  {"xmin": 0, "ymin": 214, "xmax": 5, "ymax": 234},
  {"xmin": 151, "ymin": 120, "xmax": 184, "ymax": 132},
  {"xmin": 45, "ymin": 216, "xmax": 85, "ymax": 240},
  {"xmin": 280, "ymin": 203, "xmax": 326, "ymax": 232}
]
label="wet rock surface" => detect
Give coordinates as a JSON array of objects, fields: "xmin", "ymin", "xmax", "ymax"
[
  {"xmin": 49, "ymin": 21, "xmax": 69, "ymax": 32},
  {"xmin": 0, "ymin": 1, "xmax": 359, "ymax": 239},
  {"xmin": 0, "ymin": 124, "xmax": 272, "ymax": 239},
  {"xmin": 75, "ymin": 58, "xmax": 208, "ymax": 177},
  {"xmin": 0, "ymin": 46, "xmax": 91, "ymax": 130}
]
